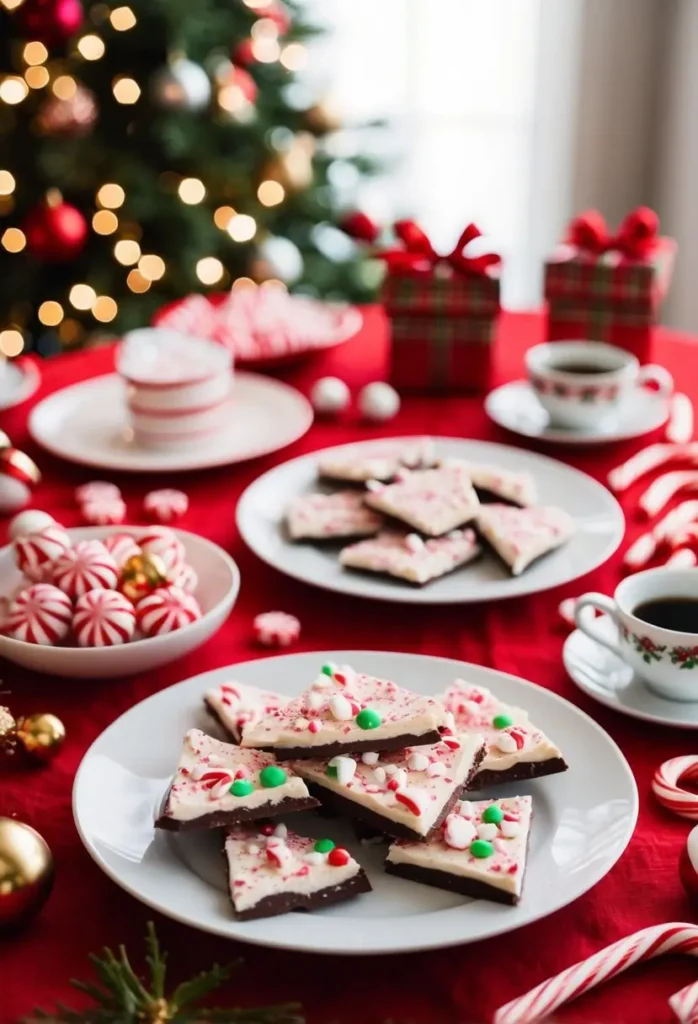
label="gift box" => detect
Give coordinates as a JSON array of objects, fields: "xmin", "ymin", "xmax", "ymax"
[
  {"xmin": 544, "ymin": 207, "xmax": 677, "ymax": 362},
  {"xmin": 380, "ymin": 221, "xmax": 501, "ymax": 392}
]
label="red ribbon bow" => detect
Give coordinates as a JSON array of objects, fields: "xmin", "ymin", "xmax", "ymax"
[
  {"xmin": 379, "ymin": 220, "xmax": 501, "ymax": 278},
  {"xmin": 566, "ymin": 206, "xmax": 659, "ymax": 260}
]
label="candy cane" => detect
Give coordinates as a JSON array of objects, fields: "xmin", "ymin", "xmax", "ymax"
[
  {"xmin": 665, "ymin": 548, "xmax": 698, "ymax": 568},
  {"xmin": 655, "ymin": 502, "xmax": 698, "ymax": 543},
  {"xmin": 607, "ymin": 444, "xmax": 698, "ymax": 493},
  {"xmin": 640, "ymin": 472, "xmax": 698, "ymax": 518},
  {"xmin": 558, "ymin": 598, "xmax": 577, "ymax": 627},
  {"xmin": 652, "ymin": 757, "xmax": 698, "ymax": 820},
  {"xmin": 669, "ymin": 525, "xmax": 698, "ymax": 551},
  {"xmin": 493, "ymin": 923, "xmax": 698, "ymax": 1024},
  {"xmin": 666, "ymin": 394, "xmax": 694, "ymax": 444},
  {"xmin": 670, "ymin": 980, "xmax": 698, "ymax": 1024},
  {"xmin": 623, "ymin": 532, "xmax": 657, "ymax": 569}
]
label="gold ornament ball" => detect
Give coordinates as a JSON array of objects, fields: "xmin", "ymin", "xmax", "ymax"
[
  {"xmin": 305, "ymin": 99, "xmax": 342, "ymax": 134},
  {"xmin": 0, "ymin": 817, "xmax": 54, "ymax": 931},
  {"xmin": 16, "ymin": 713, "xmax": 65, "ymax": 762},
  {"xmin": 119, "ymin": 552, "xmax": 169, "ymax": 603}
]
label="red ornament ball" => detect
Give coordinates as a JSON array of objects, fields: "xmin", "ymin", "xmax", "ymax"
[
  {"xmin": 234, "ymin": 39, "xmax": 256, "ymax": 66},
  {"xmin": 340, "ymin": 211, "xmax": 380, "ymax": 244},
  {"xmin": 265, "ymin": 1, "xmax": 291, "ymax": 35},
  {"xmin": 227, "ymin": 65, "xmax": 257, "ymax": 105},
  {"xmin": 23, "ymin": 199, "xmax": 88, "ymax": 263},
  {"xmin": 680, "ymin": 824, "xmax": 698, "ymax": 900},
  {"xmin": 327, "ymin": 846, "xmax": 351, "ymax": 867},
  {"xmin": 18, "ymin": 0, "xmax": 83, "ymax": 45}
]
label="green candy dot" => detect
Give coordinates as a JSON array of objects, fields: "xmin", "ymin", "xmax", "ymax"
[
  {"xmin": 356, "ymin": 707, "xmax": 382, "ymax": 730},
  {"xmin": 314, "ymin": 838, "xmax": 335, "ymax": 853},
  {"xmin": 326, "ymin": 765, "xmax": 338, "ymax": 779},
  {"xmin": 321, "ymin": 662, "xmax": 336, "ymax": 677},
  {"xmin": 492, "ymin": 713, "xmax": 514, "ymax": 730},
  {"xmin": 482, "ymin": 804, "xmax": 504, "ymax": 825},
  {"xmin": 230, "ymin": 778, "xmax": 254, "ymax": 797},
  {"xmin": 470, "ymin": 839, "xmax": 495, "ymax": 859},
  {"xmin": 259, "ymin": 765, "xmax": 287, "ymax": 788}
]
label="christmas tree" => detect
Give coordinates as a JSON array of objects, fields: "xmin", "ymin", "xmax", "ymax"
[{"xmin": 0, "ymin": 0, "xmax": 380, "ymax": 356}]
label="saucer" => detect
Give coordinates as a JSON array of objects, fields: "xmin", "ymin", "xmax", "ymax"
[
  {"xmin": 563, "ymin": 614, "xmax": 698, "ymax": 728},
  {"xmin": 0, "ymin": 357, "xmax": 41, "ymax": 411},
  {"xmin": 486, "ymin": 380, "xmax": 669, "ymax": 445}
]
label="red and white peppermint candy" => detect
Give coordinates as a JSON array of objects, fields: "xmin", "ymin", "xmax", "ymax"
[
  {"xmin": 666, "ymin": 393, "xmax": 694, "ymax": 444},
  {"xmin": 135, "ymin": 585, "xmax": 201, "ymax": 637},
  {"xmin": 14, "ymin": 525, "xmax": 72, "ymax": 581},
  {"xmin": 652, "ymin": 756, "xmax": 698, "ymax": 820},
  {"xmin": 395, "ymin": 786, "xmax": 428, "ymax": 816},
  {"xmin": 144, "ymin": 489, "xmax": 189, "ymax": 523},
  {"xmin": 666, "ymin": 548, "xmax": 698, "ymax": 568},
  {"xmin": 138, "ymin": 526, "xmax": 185, "ymax": 572},
  {"xmin": 81, "ymin": 495, "xmax": 127, "ymax": 525},
  {"xmin": 75, "ymin": 480, "xmax": 122, "ymax": 503},
  {"xmin": 640, "ymin": 471, "xmax": 698, "ymax": 518},
  {"xmin": 197, "ymin": 769, "xmax": 234, "ymax": 800},
  {"xmin": 73, "ymin": 588, "xmax": 136, "ymax": 647},
  {"xmin": 51, "ymin": 540, "xmax": 119, "ymax": 599},
  {"xmin": 607, "ymin": 443, "xmax": 698, "ymax": 493},
  {"xmin": 102, "ymin": 532, "xmax": 142, "ymax": 568},
  {"xmin": 4, "ymin": 583, "xmax": 72, "ymax": 645},
  {"xmin": 172, "ymin": 562, "xmax": 198, "ymax": 595},
  {"xmin": 253, "ymin": 611, "xmax": 300, "ymax": 647}
]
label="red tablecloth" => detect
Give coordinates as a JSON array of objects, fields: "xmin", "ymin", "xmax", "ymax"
[{"xmin": 2, "ymin": 309, "xmax": 698, "ymax": 1023}]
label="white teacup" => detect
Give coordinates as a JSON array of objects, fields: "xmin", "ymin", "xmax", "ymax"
[
  {"xmin": 525, "ymin": 341, "xmax": 673, "ymax": 430},
  {"xmin": 575, "ymin": 568, "xmax": 698, "ymax": 702}
]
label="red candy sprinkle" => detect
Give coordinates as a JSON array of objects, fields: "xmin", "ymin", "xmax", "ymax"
[
  {"xmin": 328, "ymin": 847, "xmax": 350, "ymax": 867},
  {"xmin": 334, "ymin": 672, "xmax": 347, "ymax": 685},
  {"xmin": 308, "ymin": 721, "xmax": 320, "ymax": 734},
  {"xmin": 387, "ymin": 779, "xmax": 399, "ymax": 791},
  {"xmin": 259, "ymin": 823, "xmax": 275, "ymax": 836}
]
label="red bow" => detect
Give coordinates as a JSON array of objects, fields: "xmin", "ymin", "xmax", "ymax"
[
  {"xmin": 566, "ymin": 206, "xmax": 659, "ymax": 259},
  {"xmin": 379, "ymin": 220, "xmax": 501, "ymax": 278}
]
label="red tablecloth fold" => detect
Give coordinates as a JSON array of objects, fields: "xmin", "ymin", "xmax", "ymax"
[{"xmin": 2, "ymin": 309, "xmax": 698, "ymax": 1024}]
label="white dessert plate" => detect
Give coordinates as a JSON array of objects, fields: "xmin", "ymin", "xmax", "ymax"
[
  {"xmin": 486, "ymin": 380, "xmax": 669, "ymax": 445},
  {"xmin": 72, "ymin": 650, "xmax": 637, "ymax": 955},
  {"xmin": 28, "ymin": 372, "xmax": 313, "ymax": 472},
  {"xmin": 0, "ymin": 356, "xmax": 41, "ymax": 411},
  {"xmin": 0, "ymin": 526, "xmax": 239, "ymax": 678},
  {"xmin": 236, "ymin": 436, "xmax": 625, "ymax": 605},
  {"xmin": 564, "ymin": 614, "xmax": 698, "ymax": 729}
]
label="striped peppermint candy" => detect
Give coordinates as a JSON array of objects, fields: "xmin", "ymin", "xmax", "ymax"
[
  {"xmin": 144, "ymin": 488, "xmax": 189, "ymax": 523},
  {"xmin": 138, "ymin": 526, "xmax": 186, "ymax": 572},
  {"xmin": 253, "ymin": 611, "xmax": 300, "ymax": 647},
  {"xmin": 81, "ymin": 495, "xmax": 127, "ymax": 525},
  {"xmin": 73, "ymin": 589, "xmax": 136, "ymax": 647},
  {"xmin": 75, "ymin": 481, "xmax": 122, "ymax": 502},
  {"xmin": 103, "ymin": 532, "xmax": 142, "ymax": 568},
  {"xmin": 173, "ymin": 562, "xmax": 198, "ymax": 595},
  {"xmin": 651, "ymin": 756, "xmax": 698, "ymax": 820},
  {"xmin": 5, "ymin": 583, "xmax": 72, "ymax": 645},
  {"xmin": 51, "ymin": 540, "xmax": 119, "ymax": 599},
  {"xmin": 135, "ymin": 585, "xmax": 201, "ymax": 637},
  {"xmin": 14, "ymin": 525, "xmax": 72, "ymax": 581}
]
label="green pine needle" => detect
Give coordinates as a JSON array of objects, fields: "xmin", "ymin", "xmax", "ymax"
[{"xmin": 25, "ymin": 922, "xmax": 304, "ymax": 1024}]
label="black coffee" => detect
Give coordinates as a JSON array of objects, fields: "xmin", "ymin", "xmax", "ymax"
[
  {"xmin": 633, "ymin": 597, "xmax": 698, "ymax": 632},
  {"xmin": 549, "ymin": 362, "xmax": 611, "ymax": 375}
]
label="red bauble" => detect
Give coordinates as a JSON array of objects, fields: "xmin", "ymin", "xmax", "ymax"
[
  {"xmin": 234, "ymin": 39, "xmax": 256, "ymax": 66},
  {"xmin": 339, "ymin": 211, "xmax": 380, "ymax": 244},
  {"xmin": 18, "ymin": 0, "xmax": 83, "ymax": 45},
  {"xmin": 265, "ymin": 1, "xmax": 291, "ymax": 35},
  {"xmin": 23, "ymin": 199, "xmax": 88, "ymax": 263},
  {"xmin": 228, "ymin": 65, "xmax": 257, "ymax": 104}
]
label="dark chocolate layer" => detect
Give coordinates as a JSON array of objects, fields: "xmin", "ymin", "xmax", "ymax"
[
  {"xmin": 467, "ymin": 756, "xmax": 568, "ymax": 791},
  {"xmin": 385, "ymin": 860, "xmax": 519, "ymax": 905},
  {"xmin": 155, "ymin": 793, "xmax": 319, "ymax": 832},
  {"xmin": 203, "ymin": 697, "xmax": 239, "ymax": 744},
  {"xmin": 253, "ymin": 728, "xmax": 443, "ymax": 761},
  {"xmin": 232, "ymin": 869, "xmax": 372, "ymax": 920}
]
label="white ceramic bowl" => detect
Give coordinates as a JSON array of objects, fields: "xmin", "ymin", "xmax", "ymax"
[{"xmin": 0, "ymin": 526, "xmax": 240, "ymax": 678}]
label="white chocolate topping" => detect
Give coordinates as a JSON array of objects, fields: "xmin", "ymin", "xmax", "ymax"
[
  {"xmin": 475, "ymin": 503, "xmax": 575, "ymax": 575},
  {"xmin": 364, "ymin": 466, "xmax": 480, "ymax": 536},
  {"xmin": 340, "ymin": 529, "xmax": 481, "ymax": 584},
  {"xmin": 205, "ymin": 681, "xmax": 286, "ymax": 743},
  {"xmin": 438, "ymin": 457, "xmax": 537, "ymax": 506},
  {"xmin": 317, "ymin": 438, "xmax": 436, "ymax": 483},
  {"xmin": 286, "ymin": 490, "xmax": 383, "ymax": 540}
]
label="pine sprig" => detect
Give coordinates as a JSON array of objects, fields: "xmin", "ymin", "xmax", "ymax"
[{"xmin": 25, "ymin": 922, "xmax": 304, "ymax": 1024}]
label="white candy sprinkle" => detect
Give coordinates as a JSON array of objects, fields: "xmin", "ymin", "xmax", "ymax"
[
  {"xmin": 329, "ymin": 693, "xmax": 354, "ymax": 721},
  {"xmin": 457, "ymin": 800, "xmax": 473, "ymax": 818},
  {"xmin": 443, "ymin": 814, "xmax": 477, "ymax": 850},
  {"xmin": 337, "ymin": 663, "xmax": 357, "ymax": 685},
  {"xmin": 361, "ymin": 751, "xmax": 379, "ymax": 765},
  {"xmin": 373, "ymin": 766, "xmax": 386, "ymax": 785},
  {"xmin": 405, "ymin": 533, "xmax": 426, "ymax": 554},
  {"xmin": 500, "ymin": 820, "xmax": 521, "ymax": 839},
  {"xmin": 393, "ymin": 767, "xmax": 408, "ymax": 787},
  {"xmin": 189, "ymin": 764, "xmax": 206, "ymax": 781},
  {"xmin": 274, "ymin": 823, "xmax": 288, "ymax": 838},
  {"xmin": 333, "ymin": 755, "xmax": 357, "ymax": 786},
  {"xmin": 443, "ymin": 711, "xmax": 455, "ymax": 731},
  {"xmin": 312, "ymin": 674, "xmax": 333, "ymax": 690},
  {"xmin": 426, "ymin": 761, "xmax": 446, "ymax": 778},
  {"xmin": 477, "ymin": 823, "xmax": 498, "ymax": 841},
  {"xmin": 446, "ymin": 529, "xmax": 464, "ymax": 540},
  {"xmin": 384, "ymin": 764, "xmax": 398, "ymax": 776},
  {"xmin": 365, "ymin": 479, "xmax": 384, "ymax": 492},
  {"xmin": 407, "ymin": 752, "xmax": 430, "ymax": 771},
  {"xmin": 307, "ymin": 690, "xmax": 325, "ymax": 711},
  {"xmin": 496, "ymin": 733, "xmax": 518, "ymax": 754},
  {"xmin": 304, "ymin": 851, "xmax": 325, "ymax": 866},
  {"xmin": 207, "ymin": 755, "xmax": 225, "ymax": 767},
  {"xmin": 294, "ymin": 717, "xmax": 309, "ymax": 731},
  {"xmin": 246, "ymin": 842, "xmax": 261, "ymax": 855}
]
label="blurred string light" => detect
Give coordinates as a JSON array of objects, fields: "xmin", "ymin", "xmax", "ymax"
[
  {"xmin": 23, "ymin": 42, "xmax": 48, "ymax": 66},
  {"xmin": 112, "ymin": 76, "xmax": 140, "ymax": 104},
  {"xmin": 69, "ymin": 284, "xmax": 96, "ymax": 310},
  {"xmin": 138, "ymin": 254, "xmax": 165, "ymax": 281},
  {"xmin": 93, "ymin": 296, "xmax": 117, "ymax": 322},
  {"xmin": 251, "ymin": 38, "xmax": 280, "ymax": 63},
  {"xmin": 97, "ymin": 183, "xmax": 125, "ymax": 209},
  {"xmin": 109, "ymin": 6, "xmax": 136, "ymax": 30},
  {"xmin": 257, "ymin": 180, "xmax": 284, "ymax": 207},
  {"xmin": 227, "ymin": 214, "xmax": 256, "ymax": 242},
  {"xmin": 213, "ymin": 206, "xmax": 235, "ymax": 229},
  {"xmin": 178, "ymin": 178, "xmax": 205, "ymax": 204},
  {"xmin": 243, "ymin": 0, "xmax": 273, "ymax": 8},
  {"xmin": 92, "ymin": 210, "xmax": 118, "ymax": 234},
  {"xmin": 2, "ymin": 228, "xmax": 26, "ymax": 253},
  {"xmin": 38, "ymin": 301, "xmax": 64, "ymax": 326},
  {"xmin": 52, "ymin": 76, "xmax": 77, "ymax": 100},
  {"xmin": 0, "ymin": 0, "xmax": 24, "ymax": 8},
  {"xmin": 0, "ymin": 330, "xmax": 24, "ymax": 357},
  {"xmin": 114, "ymin": 239, "xmax": 140, "ymax": 265},
  {"xmin": 59, "ymin": 319, "xmax": 82, "ymax": 344},
  {"xmin": 0, "ymin": 171, "xmax": 15, "ymax": 196},
  {"xmin": 25, "ymin": 66, "xmax": 49, "ymax": 88},
  {"xmin": 252, "ymin": 18, "xmax": 279, "ymax": 40},
  {"xmin": 196, "ymin": 257, "xmax": 224, "ymax": 285},
  {"xmin": 77, "ymin": 35, "xmax": 106, "ymax": 60},
  {"xmin": 0, "ymin": 77, "xmax": 29, "ymax": 105},
  {"xmin": 126, "ymin": 269, "xmax": 150, "ymax": 293},
  {"xmin": 280, "ymin": 43, "xmax": 307, "ymax": 71}
]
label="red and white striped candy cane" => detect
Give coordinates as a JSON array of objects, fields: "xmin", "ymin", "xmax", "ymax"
[
  {"xmin": 670, "ymin": 979, "xmax": 698, "ymax": 1023},
  {"xmin": 623, "ymin": 532, "xmax": 657, "ymax": 569},
  {"xmin": 668, "ymin": 525, "xmax": 698, "ymax": 551},
  {"xmin": 493, "ymin": 922, "xmax": 698, "ymax": 1024},
  {"xmin": 652, "ymin": 756, "xmax": 698, "ymax": 820},
  {"xmin": 666, "ymin": 393, "xmax": 695, "ymax": 445},
  {"xmin": 640, "ymin": 471, "xmax": 698, "ymax": 518},
  {"xmin": 655, "ymin": 501, "xmax": 698, "ymax": 543},
  {"xmin": 607, "ymin": 443, "xmax": 698, "ymax": 493},
  {"xmin": 665, "ymin": 548, "xmax": 698, "ymax": 569}
]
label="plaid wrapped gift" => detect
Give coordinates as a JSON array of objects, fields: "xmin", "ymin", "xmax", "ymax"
[
  {"xmin": 380, "ymin": 220, "xmax": 501, "ymax": 392},
  {"xmin": 545, "ymin": 207, "xmax": 677, "ymax": 362}
]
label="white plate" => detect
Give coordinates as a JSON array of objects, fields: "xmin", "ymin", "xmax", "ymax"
[
  {"xmin": 486, "ymin": 380, "xmax": 669, "ymax": 445},
  {"xmin": 564, "ymin": 614, "xmax": 698, "ymax": 728},
  {"xmin": 0, "ymin": 526, "xmax": 240, "ymax": 678},
  {"xmin": 0, "ymin": 357, "xmax": 40, "ymax": 411},
  {"xmin": 72, "ymin": 650, "xmax": 637, "ymax": 955},
  {"xmin": 236, "ymin": 436, "xmax": 625, "ymax": 605},
  {"xmin": 28, "ymin": 372, "xmax": 313, "ymax": 472}
]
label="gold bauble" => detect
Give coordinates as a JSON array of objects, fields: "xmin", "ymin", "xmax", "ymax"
[
  {"xmin": 16, "ymin": 713, "xmax": 65, "ymax": 762},
  {"xmin": 0, "ymin": 706, "xmax": 17, "ymax": 756},
  {"xmin": 119, "ymin": 552, "xmax": 169, "ymax": 603},
  {"xmin": 0, "ymin": 817, "xmax": 54, "ymax": 931},
  {"xmin": 304, "ymin": 99, "xmax": 342, "ymax": 135},
  {"xmin": 262, "ymin": 133, "xmax": 315, "ymax": 192}
]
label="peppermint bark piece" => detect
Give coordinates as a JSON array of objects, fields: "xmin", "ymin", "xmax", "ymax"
[
  {"xmin": 439, "ymin": 458, "xmax": 537, "ymax": 507},
  {"xmin": 317, "ymin": 437, "xmax": 436, "ymax": 483},
  {"xmin": 204, "ymin": 681, "xmax": 286, "ymax": 743},
  {"xmin": 385, "ymin": 795, "xmax": 532, "ymax": 905},
  {"xmin": 339, "ymin": 529, "xmax": 481, "ymax": 585},
  {"xmin": 475, "ymin": 503, "xmax": 575, "ymax": 575},
  {"xmin": 241, "ymin": 663, "xmax": 449, "ymax": 759},
  {"xmin": 225, "ymin": 824, "xmax": 371, "ymax": 920},
  {"xmin": 155, "ymin": 729, "xmax": 318, "ymax": 831},
  {"xmin": 364, "ymin": 466, "xmax": 480, "ymax": 537},
  {"xmin": 292, "ymin": 733, "xmax": 486, "ymax": 841},
  {"xmin": 439, "ymin": 679, "xmax": 567, "ymax": 788},
  {"xmin": 286, "ymin": 490, "xmax": 383, "ymax": 541}
]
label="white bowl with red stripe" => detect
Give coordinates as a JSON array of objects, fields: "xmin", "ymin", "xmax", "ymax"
[{"xmin": 0, "ymin": 526, "xmax": 240, "ymax": 678}]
